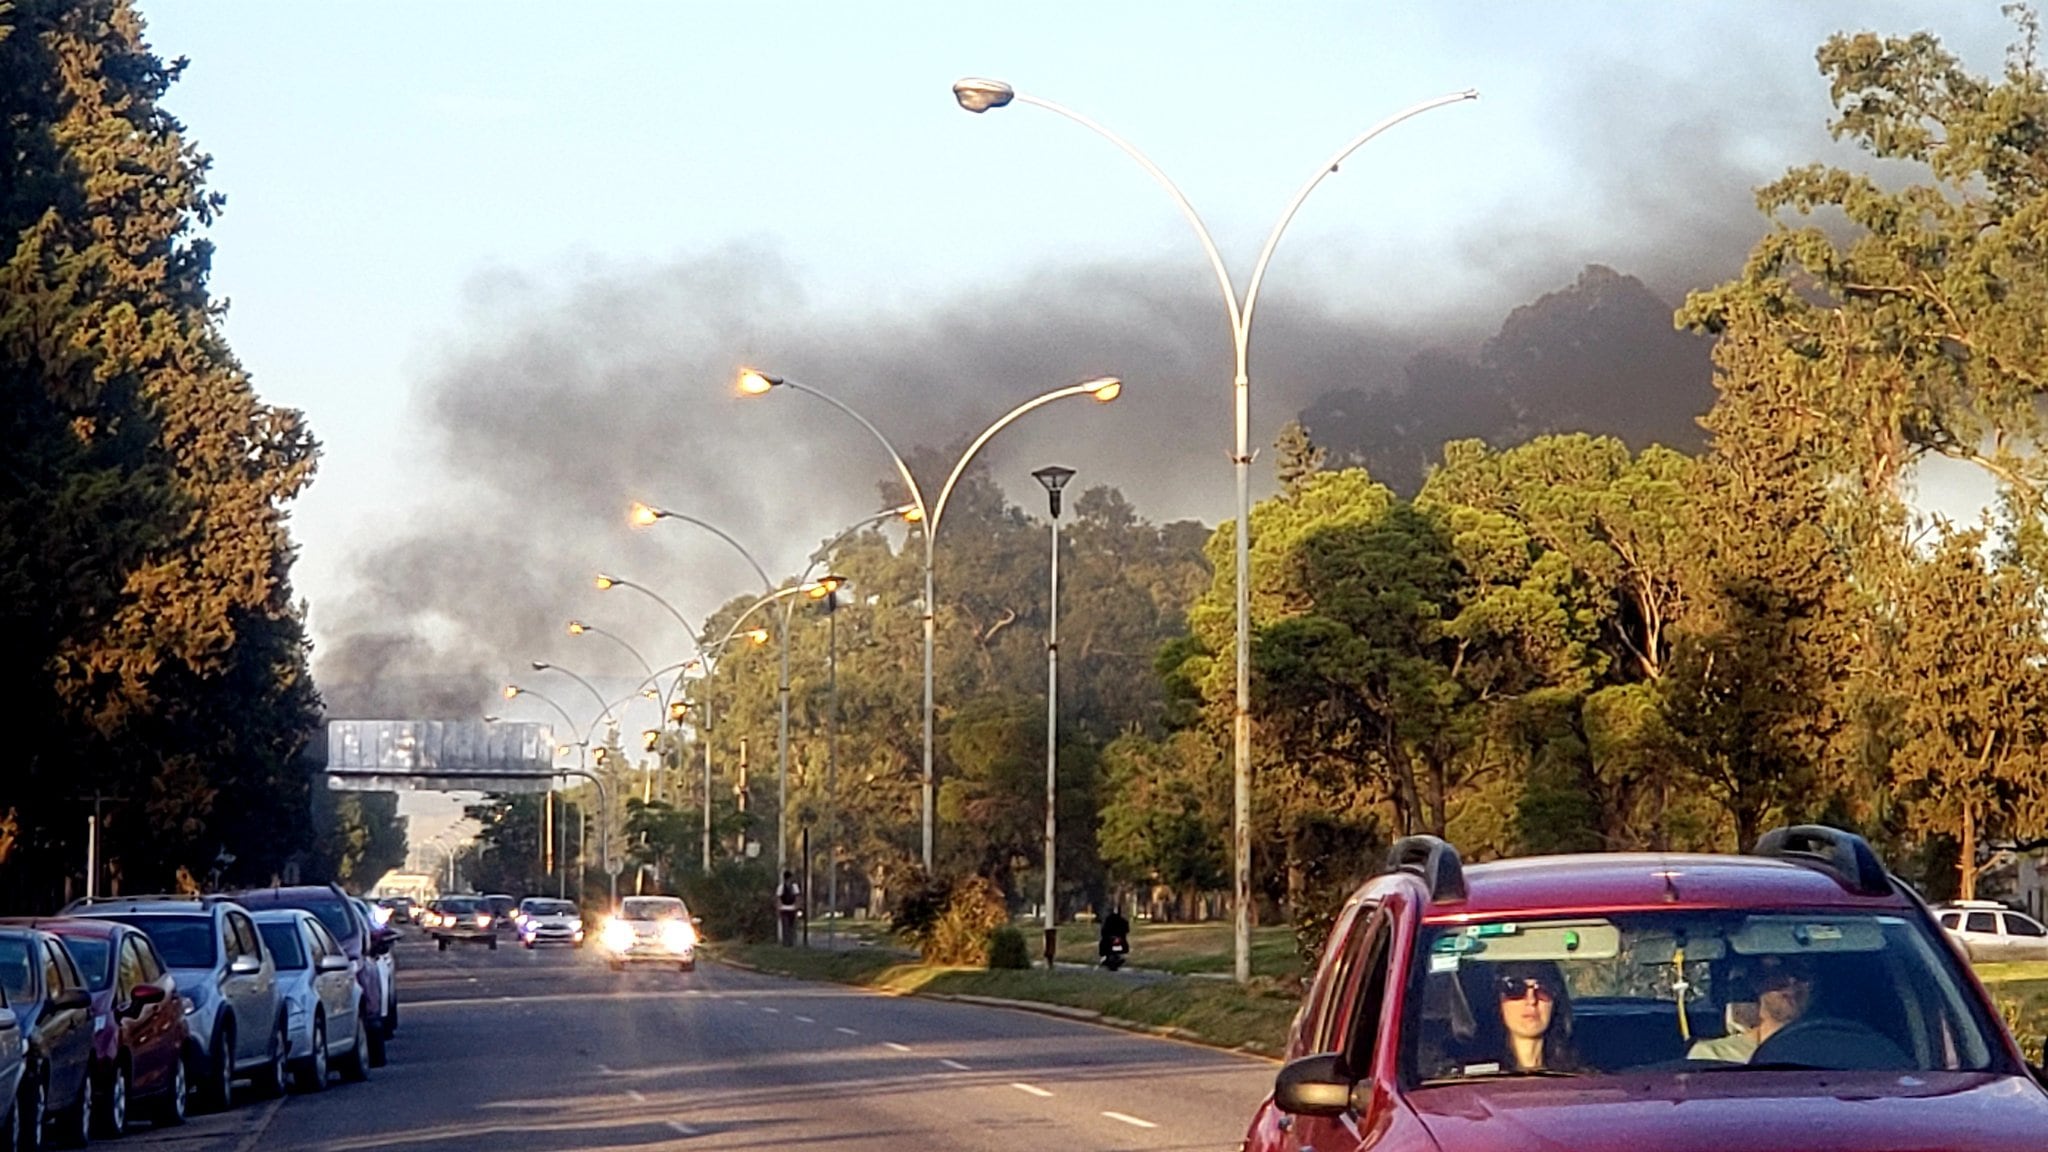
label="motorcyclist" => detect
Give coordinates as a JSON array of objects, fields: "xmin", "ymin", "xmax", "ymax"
[{"xmin": 1098, "ymin": 906, "xmax": 1131, "ymax": 968}]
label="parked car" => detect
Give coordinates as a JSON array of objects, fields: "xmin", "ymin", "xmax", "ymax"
[
  {"xmin": 0, "ymin": 926, "xmax": 99, "ymax": 1147},
  {"xmin": 600, "ymin": 896, "xmax": 696, "ymax": 971},
  {"xmin": 1, "ymin": 917, "xmax": 191, "ymax": 1134},
  {"xmin": 251, "ymin": 911, "xmax": 369, "ymax": 1091},
  {"xmin": 348, "ymin": 897, "xmax": 399, "ymax": 1039},
  {"xmin": 514, "ymin": 898, "xmax": 584, "ymax": 949},
  {"xmin": 1245, "ymin": 825, "xmax": 2048, "ymax": 1152},
  {"xmin": 1935, "ymin": 900, "xmax": 2048, "ymax": 962},
  {"xmin": 424, "ymin": 897, "xmax": 496, "ymax": 950},
  {"xmin": 66, "ymin": 895, "xmax": 288, "ymax": 1111},
  {"xmin": 232, "ymin": 886, "xmax": 388, "ymax": 1066},
  {"xmin": 0, "ymin": 990, "xmax": 24, "ymax": 1152}
]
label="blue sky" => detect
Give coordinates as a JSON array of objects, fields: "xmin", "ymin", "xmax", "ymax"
[{"xmin": 138, "ymin": 3, "xmax": 2014, "ymax": 835}]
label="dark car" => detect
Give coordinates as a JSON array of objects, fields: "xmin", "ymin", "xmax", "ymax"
[
  {"xmin": 232, "ymin": 885, "xmax": 388, "ymax": 1067},
  {"xmin": 0, "ymin": 927, "xmax": 97, "ymax": 1147},
  {"xmin": 373, "ymin": 897, "xmax": 414, "ymax": 926},
  {"xmin": 423, "ymin": 897, "xmax": 496, "ymax": 950},
  {"xmin": 482, "ymin": 895, "xmax": 518, "ymax": 934},
  {"xmin": 2, "ymin": 918, "xmax": 190, "ymax": 1134},
  {"xmin": 1247, "ymin": 824, "xmax": 2048, "ymax": 1152}
]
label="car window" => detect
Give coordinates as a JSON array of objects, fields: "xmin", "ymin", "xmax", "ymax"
[
  {"xmin": 1402, "ymin": 910, "xmax": 1998, "ymax": 1083},
  {"xmin": 226, "ymin": 911, "xmax": 262, "ymax": 961},
  {"xmin": 2003, "ymin": 913, "xmax": 2048, "ymax": 938},
  {"xmin": 116, "ymin": 938, "xmax": 147, "ymax": 999},
  {"xmin": 1301, "ymin": 904, "xmax": 1376, "ymax": 1053},
  {"xmin": 134, "ymin": 937, "xmax": 165, "ymax": 983},
  {"xmin": 0, "ymin": 938, "xmax": 31, "ymax": 1002},
  {"xmin": 257, "ymin": 921, "xmax": 308, "ymax": 970},
  {"xmin": 308, "ymin": 919, "xmax": 341, "ymax": 959},
  {"xmin": 1965, "ymin": 911, "xmax": 1997, "ymax": 934},
  {"xmin": 63, "ymin": 936, "xmax": 114, "ymax": 992},
  {"xmin": 43, "ymin": 940, "xmax": 69, "ymax": 996},
  {"xmin": 1343, "ymin": 912, "xmax": 1395, "ymax": 1074},
  {"xmin": 1938, "ymin": 912, "xmax": 1961, "ymax": 929},
  {"xmin": 110, "ymin": 916, "xmax": 216, "ymax": 969},
  {"xmin": 525, "ymin": 900, "xmax": 577, "ymax": 917},
  {"xmin": 620, "ymin": 898, "xmax": 687, "ymax": 921}
]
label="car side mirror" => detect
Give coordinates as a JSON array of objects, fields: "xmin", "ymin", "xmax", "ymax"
[
  {"xmin": 51, "ymin": 988, "xmax": 91, "ymax": 1013},
  {"xmin": 0, "ymin": 1007, "xmax": 16, "ymax": 1033},
  {"xmin": 228, "ymin": 954, "xmax": 263, "ymax": 977},
  {"xmin": 125, "ymin": 984, "xmax": 166, "ymax": 1015},
  {"xmin": 370, "ymin": 934, "xmax": 393, "ymax": 957},
  {"xmin": 316, "ymin": 954, "xmax": 352, "ymax": 974},
  {"xmin": 1273, "ymin": 1052, "xmax": 1359, "ymax": 1118}
]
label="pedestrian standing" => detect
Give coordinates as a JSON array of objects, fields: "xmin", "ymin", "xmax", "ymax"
[{"xmin": 777, "ymin": 870, "xmax": 801, "ymax": 946}]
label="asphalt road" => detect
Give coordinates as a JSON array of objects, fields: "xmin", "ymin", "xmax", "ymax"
[{"xmin": 116, "ymin": 931, "xmax": 1276, "ymax": 1151}]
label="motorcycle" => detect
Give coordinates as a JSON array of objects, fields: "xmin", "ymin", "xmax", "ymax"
[{"xmin": 1100, "ymin": 934, "xmax": 1129, "ymax": 972}]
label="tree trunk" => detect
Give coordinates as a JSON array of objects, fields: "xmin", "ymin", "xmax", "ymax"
[{"xmin": 1960, "ymin": 801, "xmax": 1977, "ymax": 903}]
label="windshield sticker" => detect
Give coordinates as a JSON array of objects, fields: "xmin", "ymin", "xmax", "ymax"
[{"xmin": 1429, "ymin": 952, "xmax": 1461, "ymax": 973}]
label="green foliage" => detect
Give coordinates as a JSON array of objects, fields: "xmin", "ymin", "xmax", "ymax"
[
  {"xmin": 678, "ymin": 860, "xmax": 778, "ymax": 943},
  {"xmin": 897, "ymin": 874, "xmax": 1008, "ymax": 966},
  {"xmin": 987, "ymin": 924, "xmax": 1030, "ymax": 970},
  {"xmin": 311, "ymin": 791, "xmax": 408, "ymax": 891}
]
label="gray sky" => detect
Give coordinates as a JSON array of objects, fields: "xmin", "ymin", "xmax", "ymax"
[{"xmin": 140, "ymin": 2, "xmax": 2017, "ymax": 837}]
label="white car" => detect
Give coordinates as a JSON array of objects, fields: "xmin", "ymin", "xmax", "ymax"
[
  {"xmin": 251, "ymin": 910, "xmax": 369, "ymax": 1090},
  {"xmin": 600, "ymin": 896, "xmax": 697, "ymax": 972},
  {"xmin": 515, "ymin": 898, "xmax": 584, "ymax": 948},
  {"xmin": 1935, "ymin": 900, "xmax": 2048, "ymax": 962}
]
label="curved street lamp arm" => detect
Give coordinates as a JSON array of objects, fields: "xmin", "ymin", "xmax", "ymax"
[
  {"xmin": 930, "ymin": 381, "xmax": 1108, "ymax": 539},
  {"xmin": 536, "ymin": 663, "xmax": 615, "ymax": 730},
  {"xmin": 656, "ymin": 511, "xmax": 775, "ymax": 593},
  {"xmin": 508, "ymin": 686, "xmax": 580, "ymax": 741},
  {"xmin": 1240, "ymin": 89, "xmax": 1479, "ymax": 344},
  {"xmin": 607, "ymin": 578, "xmax": 697, "ymax": 640},
  {"xmin": 776, "ymin": 379, "xmax": 930, "ymax": 523},
  {"xmin": 577, "ymin": 624, "xmax": 657, "ymax": 682},
  {"xmin": 1013, "ymin": 92, "xmax": 1241, "ymax": 335}
]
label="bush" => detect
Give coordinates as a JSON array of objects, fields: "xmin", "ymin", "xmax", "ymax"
[
  {"xmin": 988, "ymin": 925, "xmax": 1031, "ymax": 970},
  {"xmin": 897, "ymin": 874, "xmax": 1008, "ymax": 965},
  {"xmin": 678, "ymin": 860, "xmax": 778, "ymax": 943}
]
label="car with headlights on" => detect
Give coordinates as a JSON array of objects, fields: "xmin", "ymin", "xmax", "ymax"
[
  {"xmin": 424, "ymin": 897, "xmax": 497, "ymax": 951},
  {"xmin": 1, "ymin": 917, "xmax": 191, "ymax": 1134},
  {"xmin": 483, "ymin": 894, "xmax": 518, "ymax": 935},
  {"xmin": 64, "ymin": 895, "xmax": 286, "ymax": 1112},
  {"xmin": 0, "ymin": 926, "xmax": 95, "ymax": 1147},
  {"xmin": 252, "ymin": 910, "xmax": 369, "ymax": 1091},
  {"xmin": 515, "ymin": 898, "xmax": 584, "ymax": 949},
  {"xmin": 601, "ymin": 896, "xmax": 697, "ymax": 971},
  {"xmin": 1247, "ymin": 825, "xmax": 2048, "ymax": 1152}
]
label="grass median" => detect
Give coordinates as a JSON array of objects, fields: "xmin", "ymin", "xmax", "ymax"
[
  {"xmin": 711, "ymin": 941, "xmax": 1301, "ymax": 1056},
  {"xmin": 1976, "ymin": 961, "xmax": 2048, "ymax": 1057}
]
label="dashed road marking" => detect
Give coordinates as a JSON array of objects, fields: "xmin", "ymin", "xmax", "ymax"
[
  {"xmin": 668, "ymin": 1120, "xmax": 700, "ymax": 1135},
  {"xmin": 884, "ymin": 1042, "xmax": 912, "ymax": 1053},
  {"xmin": 1103, "ymin": 1111, "xmax": 1158, "ymax": 1129},
  {"xmin": 939, "ymin": 1058, "xmax": 971, "ymax": 1071},
  {"xmin": 794, "ymin": 1015, "xmax": 816, "ymax": 1023},
  {"xmin": 597, "ymin": 1064, "xmax": 617, "ymax": 1075},
  {"xmin": 1011, "ymin": 1083, "xmax": 1053, "ymax": 1098},
  {"xmin": 624, "ymin": 1089, "xmax": 647, "ymax": 1104},
  {"xmin": 761, "ymin": 1007, "xmax": 779, "ymax": 1014},
  {"xmin": 835, "ymin": 1027, "xmax": 859, "ymax": 1036}
]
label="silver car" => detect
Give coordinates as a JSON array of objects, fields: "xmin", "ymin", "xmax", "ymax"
[
  {"xmin": 251, "ymin": 910, "xmax": 369, "ymax": 1090},
  {"xmin": 515, "ymin": 898, "xmax": 584, "ymax": 949},
  {"xmin": 1935, "ymin": 901, "xmax": 2048, "ymax": 962},
  {"xmin": 600, "ymin": 896, "xmax": 696, "ymax": 971}
]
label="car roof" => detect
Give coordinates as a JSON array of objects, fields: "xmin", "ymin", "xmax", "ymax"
[
  {"xmin": 68, "ymin": 899, "xmax": 226, "ymax": 916},
  {"xmin": 0, "ymin": 917, "xmax": 123, "ymax": 939},
  {"xmin": 249, "ymin": 908, "xmax": 315, "ymax": 922},
  {"xmin": 1415, "ymin": 852, "xmax": 1913, "ymax": 921}
]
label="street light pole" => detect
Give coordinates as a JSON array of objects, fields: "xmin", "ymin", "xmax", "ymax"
[
  {"xmin": 737, "ymin": 369, "xmax": 1122, "ymax": 873},
  {"xmin": 1032, "ymin": 466, "xmax": 1074, "ymax": 969},
  {"xmin": 954, "ymin": 78, "xmax": 1476, "ymax": 982}
]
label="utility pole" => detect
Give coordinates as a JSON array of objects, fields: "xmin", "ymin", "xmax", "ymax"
[{"xmin": 1032, "ymin": 466, "xmax": 1075, "ymax": 970}]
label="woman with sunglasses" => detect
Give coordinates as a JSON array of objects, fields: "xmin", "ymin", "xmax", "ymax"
[{"xmin": 1493, "ymin": 960, "xmax": 1582, "ymax": 1072}]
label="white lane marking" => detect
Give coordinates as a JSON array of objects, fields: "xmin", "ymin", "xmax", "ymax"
[
  {"xmin": 596, "ymin": 1064, "xmax": 617, "ymax": 1075},
  {"xmin": 794, "ymin": 1015, "xmax": 816, "ymax": 1023},
  {"xmin": 624, "ymin": 1089, "xmax": 647, "ymax": 1104},
  {"xmin": 668, "ymin": 1120, "xmax": 700, "ymax": 1135},
  {"xmin": 760, "ymin": 1007, "xmax": 779, "ymax": 1014},
  {"xmin": 939, "ymin": 1058, "xmax": 971, "ymax": 1071},
  {"xmin": 1011, "ymin": 1082, "xmax": 1053, "ymax": 1098},
  {"xmin": 884, "ymin": 1042, "xmax": 912, "ymax": 1052},
  {"xmin": 1103, "ymin": 1111, "xmax": 1158, "ymax": 1129},
  {"xmin": 733, "ymin": 999, "xmax": 748, "ymax": 1006},
  {"xmin": 835, "ymin": 1027, "xmax": 859, "ymax": 1036}
]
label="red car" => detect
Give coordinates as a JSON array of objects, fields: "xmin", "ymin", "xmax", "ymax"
[
  {"xmin": 1, "ymin": 917, "xmax": 190, "ymax": 1135},
  {"xmin": 1249, "ymin": 825, "xmax": 2048, "ymax": 1152}
]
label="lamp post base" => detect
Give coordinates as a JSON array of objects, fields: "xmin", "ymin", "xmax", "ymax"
[{"xmin": 1043, "ymin": 926, "xmax": 1057, "ymax": 970}]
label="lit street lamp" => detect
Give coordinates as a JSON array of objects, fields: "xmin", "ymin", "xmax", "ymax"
[
  {"xmin": 737, "ymin": 368, "xmax": 1122, "ymax": 872},
  {"xmin": 1031, "ymin": 465, "xmax": 1074, "ymax": 969},
  {"xmin": 955, "ymin": 77, "xmax": 1476, "ymax": 983}
]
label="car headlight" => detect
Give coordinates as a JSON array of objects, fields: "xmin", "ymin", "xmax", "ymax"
[
  {"xmin": 601, "ymin": 919, "xmax": 635, "ymax": 952},
  {"xmin": 661, "ymin": 920, "xmax": 696, "ymax": 953},
  {"xmin": 476, "ymin": 913, "xmax": 492, "ymax": 928}
]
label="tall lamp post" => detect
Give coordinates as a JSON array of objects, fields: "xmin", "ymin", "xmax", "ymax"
[
  {"xmin": 737, "ymin": 368, "xmax": 1122, "ymax": 872},
  {"xmin": 1031, "ymin": 466, "xmax": 1073, "ymax": 969},
  {"xmin": 811, "ymin": 574, "xmax": 846, "ymax": 950},
  {"xmin": 953, "ymin": 78, "xmax": 1476, "ymax": 982}
]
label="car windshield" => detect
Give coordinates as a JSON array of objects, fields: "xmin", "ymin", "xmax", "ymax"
[
  {"xmin": 0, "ymin": 937, "xmax": 31, "ymax": 1002},
  {"xmin": 242, "ymin": 893, "xmax": 356, "ymax": 945},
  {"xmin": 524, "ymin": 900, "xmax": 577, "ymax": 917},
  {"xmin": 619, "ymin": 898, "xmax": 686, "ymax": 921},
  {"xmin": 109, "ymin": 916, "xmax": 216, "ymax": 970},
  {"xmin": 257, "ymin": 922, "xmax": 307, "ymax": 970},
  {"xmin": 1403, "ymin": 909, "xmax": 1999, "ymax": 1082},
  {"xmin": 438, "ymin": 898, "xmax": 481, "ymax": 914},
  {"xmin": 61, "ymin": 937, "xmax": 113, "ymax": 991}
]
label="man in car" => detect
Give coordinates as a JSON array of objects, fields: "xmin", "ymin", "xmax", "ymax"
[{"xmin": 1689, "ymin": 954, "xmax": 1814, "ymax": 1063}]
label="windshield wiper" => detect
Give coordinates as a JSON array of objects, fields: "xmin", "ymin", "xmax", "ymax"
[
  {"xmin": 1422, "ymin": 1068, "xmax": 1583, "ymax": 1085},
  {"xmin": 1695, "ymin": 1061, "xmax": 1833, "ymax": 1072}
]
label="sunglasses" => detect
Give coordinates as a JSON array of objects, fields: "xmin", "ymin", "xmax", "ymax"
[{"xmin": 1497, "ymin": 976, "xmax": 1557, "ymax": 1002}]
